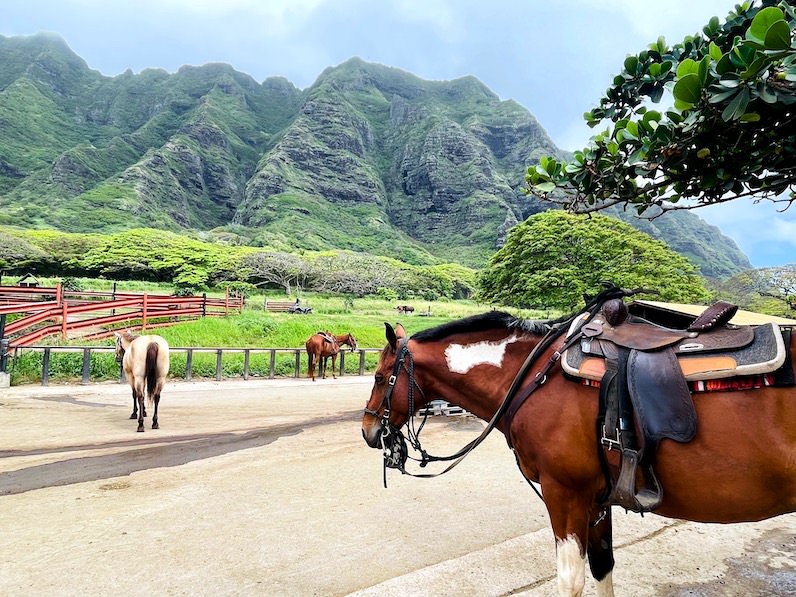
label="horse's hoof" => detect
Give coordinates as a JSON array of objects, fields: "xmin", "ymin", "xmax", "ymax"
[
  {"xmin": 152, "ymin": 422, "xmax": 159, "ymax": 429},
  {"xmin": 137, "ymin": 426, "xmax": 144, "ymax": 432},
  {"xmin": 129, "ymin": 413, "xmax": 137, "ymax": 420}
]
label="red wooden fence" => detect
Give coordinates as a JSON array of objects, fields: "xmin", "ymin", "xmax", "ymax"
[{"xmin": 0, "ymin": 284, "xmax": 244, "ymax": 350}]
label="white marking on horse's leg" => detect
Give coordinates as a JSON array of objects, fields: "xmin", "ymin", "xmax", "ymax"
[
  {"xmin": 444, "ymin": 334, "xmax": 520, "ymax": 373},
  {"xmin": 556, "ymin": 535, "xmax": 586, "ymax": 597},
  {"xmin": 595, "ymin": 571, "xmax": 615, "ymax": 597}
]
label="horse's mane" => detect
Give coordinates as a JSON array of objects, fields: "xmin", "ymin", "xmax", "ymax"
[{"xmin": 411, "ymin": 311, "xmax": 550, "ymax": 343}]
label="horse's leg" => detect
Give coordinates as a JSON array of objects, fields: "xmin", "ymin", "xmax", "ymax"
[
  {"xmin": 129, "ymin": 387, "xmax": 138, "ymax": 419},
  {"xmin": 151, "ymin": 390, "xmax": 160, "ymax": 430},
  {"xmin": 308, "ymin": 351, "xmax": 316, "ymax": 381},
  {"xmin": 544, "ymin": 486, "xmax": 593, "ymax": 597},
  {"xmin": 586, "ymin": 508, "xmax": 615, "ymax": 597},
  {"xmin": 136, "ymin": 387, "xmax": 146, "ymax": 432},
  {"xmin": 330, "ymin": 354, "xmax": 338, "ymax": 379}
]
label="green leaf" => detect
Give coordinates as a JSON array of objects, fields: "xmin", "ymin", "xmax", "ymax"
[
  {"xmin": 676, "ymin": 58, "xmax": 700, "ymax": 78},
  {"xmin": 709, "ymin": 41, "xmax": 723, "ymax": 62},
  {"xmin": 624, "ymin": 55, "xmax": 639, "ymax": 74},
  {"xmin": 746, "ymin": 7, "xmax": 785, "ymax": 44},
  {"xmin": 739, "ymin": 112, "xmax": 761, "ymax": 122},
  {"xmin": 533, "ymin": 181, "xmax": 556, "ymax": 193},
  {"xmin": 721, "ymin": 86, "xmax": 750, "ymax": 121},
  {"xmin": 764, "ymin": 19, "xmax": 791, "ymax": 51},
  {"xmin": 756, "ymin": 81, "xmax": 778, "ymax": 103},
  {"xmin": 708, "ymin": 86, "xmax": 741, "ymax": 104},
  {"xmin": 704, "ymin": 16, "xmax": 720, "ymax": 37},
  {"xmin": 716, "ymin": 53, "xmax": 734, "ymax": 75},
  {"xmin": 673, "ymin": 73, "xmax": 703, "ymax": 105}
]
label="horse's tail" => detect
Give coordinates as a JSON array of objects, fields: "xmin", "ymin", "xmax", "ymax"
[{"xmin": 145, "ymin": 343, "xmax": 159, "ymax": 407}]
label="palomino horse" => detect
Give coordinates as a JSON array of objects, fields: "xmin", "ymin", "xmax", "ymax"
[
  {"xmin": 114, "ymin": 331, "xmax": 170, "ymax": 433},
  {"xmin": 305, "ymin": 332, "xmax": 357, "ymax": 381},
  {"xmin": 361, "ymin": 301, "xmax": 796, "ymax": 596}
]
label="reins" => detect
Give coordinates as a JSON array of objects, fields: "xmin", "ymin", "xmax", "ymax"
[{"xmin": 372, "ymin": 283, "xmax": 646, "ymax": 486}]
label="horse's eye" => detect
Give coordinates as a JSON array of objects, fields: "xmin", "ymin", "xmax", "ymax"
[{"xmin": 375, "ymin": 374, "xmax": 384, "ymax": 385}]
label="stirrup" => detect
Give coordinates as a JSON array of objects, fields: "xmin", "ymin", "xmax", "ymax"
[{"xmin": 608, "ymin": 448, "xmax": 663, "ymax": 513}]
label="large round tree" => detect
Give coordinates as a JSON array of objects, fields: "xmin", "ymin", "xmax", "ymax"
[
  {"xmin": 526, "ymin": 0, "xmax": 796, "ymax": 215},
  {"xmin": 477, "ymin": 211, "xmax": 710, "ymax": 310}
]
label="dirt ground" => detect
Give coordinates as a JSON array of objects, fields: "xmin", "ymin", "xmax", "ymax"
[{"xmin": 0, "ymin": 378, "xmax": 793, "ymax": 596}]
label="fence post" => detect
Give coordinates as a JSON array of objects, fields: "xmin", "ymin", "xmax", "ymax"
[
  {"xmin": 61, "ymin": 300, "xmax": 68, "ymax": 341},
  {"xmin": 142, "ymin": 293, "xmax": 148, "ymax": 331},
  {"xmin": 202, "ymin": 293, "xmax": 207, "ymax": 318}
]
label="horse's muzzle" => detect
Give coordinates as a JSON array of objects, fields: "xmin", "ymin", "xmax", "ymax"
[{"xmin": 361, "ymin": 420, "xmax": 382, "ymax": 448}]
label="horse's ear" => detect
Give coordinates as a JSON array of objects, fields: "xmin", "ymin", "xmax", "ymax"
[
  {"xmin": 385, "ymin": 322, "xmax": 398, "ymax": 350},
  {"xmin": 395, "ymin": 323, "xmax": 406, "ymax": 340}
]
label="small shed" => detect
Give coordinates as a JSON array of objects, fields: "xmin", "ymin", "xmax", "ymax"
[{"xmin": 17, "ymin": 273, "xmax": 40, "ymax": 288}]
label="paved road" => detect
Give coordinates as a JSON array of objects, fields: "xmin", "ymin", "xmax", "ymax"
[{"xmin": 0, "ymin": 379, "xmax": 793, "ymax": 596}]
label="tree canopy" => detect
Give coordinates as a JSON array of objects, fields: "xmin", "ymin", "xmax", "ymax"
[
  {"xmin": 477, "ymin": 211, "xmax": 711, "ymax": 310},
  {"xmin": 526, "ymin": 1, "xmax": 796, "ymax": 215}
]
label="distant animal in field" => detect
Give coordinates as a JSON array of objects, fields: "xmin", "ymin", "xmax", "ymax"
[
  {"xmin": 114, "ymin": 330, "xmax": 170, "ymax": 432},
  {"xmin": 305, "ymin": 331, "xmax": 358, "ymax": 381},
  {"xmin": 396, "ymin": 305, "xmax": 415, "ymax": 315}
]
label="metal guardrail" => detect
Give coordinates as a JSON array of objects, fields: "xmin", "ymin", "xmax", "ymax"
[{"xmin": 9, "ymin": 345, "xmax": 383, "ymax": 386}]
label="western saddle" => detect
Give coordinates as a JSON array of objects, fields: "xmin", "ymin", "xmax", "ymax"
[{"xmin": 562, "ymin": 298, "xmax": 790, "ymax": 513}]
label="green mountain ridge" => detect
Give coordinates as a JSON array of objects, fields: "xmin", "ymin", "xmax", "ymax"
[{"xmin": 0, "ymin": 33, "xmax": 751, "ymax": 277}]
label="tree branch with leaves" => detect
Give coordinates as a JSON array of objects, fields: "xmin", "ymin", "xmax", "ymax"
[{"xmin": 527, "ymin": 1, "xmax": 796, "ymax": 216}]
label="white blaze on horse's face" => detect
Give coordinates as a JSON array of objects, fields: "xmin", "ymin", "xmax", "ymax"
[{"xmin": 444, "ymin": 334, "xmax": 520, "ymax": 374}]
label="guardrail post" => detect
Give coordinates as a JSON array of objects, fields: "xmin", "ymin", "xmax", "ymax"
[
  {"xmin": 215, "ymin": 349, "xmax": 223, "ymax": 381},
  {"xmin": 269, "ymin": 350, "xmax": 276, "ymax": 378},
  {"xmin": 42, "ymin": 347, "xmax": 51, "ymax": 386},
  {"xmin": 185, "ymin": 349, "xmax": 193, "ymax": 381},
  {"xmin": 294, "ymin": 349, "xmax": 301, "ymax": 378},
  {"xmin": 359, "ymin": 350, "xmax": 366, "ymax": 376},
  {"xmin": 243, "ymin": 349, "xmax": 250, "ymax": 380},
  {"xmin": 81, "ymin": 348, "xmax": 91, "ymax": 385}
]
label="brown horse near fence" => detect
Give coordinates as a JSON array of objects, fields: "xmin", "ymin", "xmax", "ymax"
[
  {"xmin": 305, "ymin": 332, "xmax": 358, "ymax": 381},
  {"xmin": 361, "ymin": 300, "xmax": 796, "ymax": 596},
  {"xmin": 114, "ymin": 331, "xmax": 170, "ymax": 432}
]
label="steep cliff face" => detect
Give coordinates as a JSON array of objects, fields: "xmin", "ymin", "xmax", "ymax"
[{"xmin": 0, "ymin": 35, "xmax": 752, "ymax": 275}]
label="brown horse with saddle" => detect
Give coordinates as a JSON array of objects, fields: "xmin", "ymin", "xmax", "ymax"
[
  {"xmin": 361, "ymin": 284, "xmax": 796, "ymax": 596},
  {"xmin": 305, "ymin": 331, "xmax": 358, "ymax": 381}
]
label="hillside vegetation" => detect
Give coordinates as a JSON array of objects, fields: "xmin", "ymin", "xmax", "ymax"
[{"xmin": 0, "ymin": 33, "xmax": 751, "ymax": 279}]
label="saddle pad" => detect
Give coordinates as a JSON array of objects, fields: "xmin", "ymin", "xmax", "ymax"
[{"xmin": 562, "ymin": 322, "xmax": 786, "ymax": 382}]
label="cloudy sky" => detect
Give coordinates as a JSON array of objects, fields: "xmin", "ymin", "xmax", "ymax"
[{"xmin": 3, "ymin": 0, "xmax": 794, "ymax": 268}]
